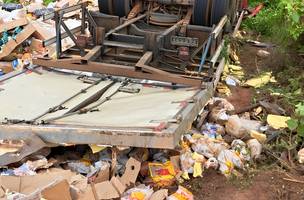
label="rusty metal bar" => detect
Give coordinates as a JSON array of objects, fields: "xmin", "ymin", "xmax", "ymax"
[
  {"xmin": 33, "ymin": 58, "xmax": 202, "ymax": 86},
  {"xmin": 105, "ymin": 14, "xmax": 147, "ymax": 38}
]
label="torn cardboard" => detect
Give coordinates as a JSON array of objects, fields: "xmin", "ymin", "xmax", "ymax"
[
  {"xmin": 94, "ymin": 181, "xmax": 120, "ymax": 199},
  {"xmin": 0, "ymin": 169, "xmax": 75, "ymax": 196},
  {"xmin": 41, "ymin": 179, "xmax": 72, "ymax": 200},
  {"xmin": 93, "ymin": 157, "xmax": 141, "ymax": 199},
  {"xmin": 0, "ymin": 62, "xmax": 13, "ymax": 74},
  {"xmin": 150, "ymin": 189, "xmax": 168, "ymax": 200},
  {"xmin": 119, "ymin": 157, "xmax": 141, "ymax": 186},
  {"xmin": 0, "ymin": 134, "xmax": 46, "ymax": 166}
]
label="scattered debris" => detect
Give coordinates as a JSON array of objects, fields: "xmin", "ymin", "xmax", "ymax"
[
  {"xmin": 167, "ymin": 186, "xmax": 193, "ymax": 200},
  {"xmin": 245, "ymin": 72, "xmax": 276, "ymax": 88},
  {"xmin": 267, "ymin": 114, "xmax": 290, "ymax": 129},
  {"xmin": 225, "ymin": 115, "xmax": 261, "ymax": 138},
  {"xmin": 246, "ymin": 39, "xmax": 275, "ymax": 48},
  {"xmin": 247, "ymin": 139, "xmax": 262, "ymax": 159},
  {"xmin": 298, "ymin": 148, "xmax": 304, "ymax": 164},
  {"xmin": 0, "ymin": 1, "xmax": 301, "ymax": 199},
  {"xmin": 257, "ymin": 49, "xmax": 270, "ymax": 58}
]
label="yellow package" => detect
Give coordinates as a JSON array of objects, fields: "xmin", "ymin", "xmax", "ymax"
[
  {"xmin": 168, "ymin": 186, "xmax": 193, "ymax": 200},
  {"xmin": 148, "ymin": 161, "xmax": 176, "ymax": 186}
]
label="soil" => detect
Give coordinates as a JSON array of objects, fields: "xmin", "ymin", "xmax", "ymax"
[
  {"xmin": 226, "ymin": 86, "xmax": 254, "ymax": 113},
  {"xmin": 231, "ymin": 39, "xmax": 303, "ymax": 115},
  {"xmin": 184, "ymin": 169, "xmax": 304, "ymax": 200},
  {"xmin": 181, "ymin": 34, "xmax": 304, "ymax": 200}
]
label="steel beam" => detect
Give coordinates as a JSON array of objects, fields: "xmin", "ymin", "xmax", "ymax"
[{"xmin": 33, "ymin": 58, "xmax": 202, "ymax": 86}]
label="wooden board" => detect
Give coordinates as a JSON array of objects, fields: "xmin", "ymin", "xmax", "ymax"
[{"xmin": 0, "ymin": 18, "xmax": 28, "ymax": 33}]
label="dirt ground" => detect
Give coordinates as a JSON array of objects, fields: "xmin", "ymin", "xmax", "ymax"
[
  {"xmin": 184, "ymin": 168, "xmax": 304, "ymax": 200},
  {"xmin": 181, "ymin": 35, "xmax": 304, "ymax": 200}
]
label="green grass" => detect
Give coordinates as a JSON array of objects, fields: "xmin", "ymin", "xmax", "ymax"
[{"xmin": 242, "ymin": 0, "xmax": 304, "ymax": 48}]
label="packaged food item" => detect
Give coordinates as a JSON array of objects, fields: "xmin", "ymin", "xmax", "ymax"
[
  {"xmin": 167, "ymin": 186, "xmax": 193, "ymax": 200},
  {"xmin": 121, "ymin": 185, "xmax": 154, "ymax": 200},
  {"xmin": 217, "ymin": 150, "xmax": 244, "ymax": 176},
  {"xmin": 247, "ymin": 139, "xmax": 262, "ymax": 159},
  {"xmin": 231, "ymin": 139, "xmax": 251, "ymax": 161},
  {"xmin": 148, "ymin": 161, "xmax": 176, "ymax": 186}
]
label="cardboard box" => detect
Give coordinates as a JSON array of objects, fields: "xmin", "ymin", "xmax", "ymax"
[{"xmin": 0, "ymin": 62, "xmax": 13, "ymax": 74}]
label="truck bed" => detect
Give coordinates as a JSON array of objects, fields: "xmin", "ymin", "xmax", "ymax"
[{"xmin": 0, "ymin": 60, "xmax": 224, "ymax": 149}]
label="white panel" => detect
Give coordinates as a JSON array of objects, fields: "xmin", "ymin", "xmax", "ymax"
[{"xmin": 0, "ymin": 69, "xmax": 90, "ymax": 121}]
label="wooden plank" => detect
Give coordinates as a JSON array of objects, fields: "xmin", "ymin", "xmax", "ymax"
[
  {"xmin": 212, "ymin": 15, "xmax": 227, "ymax": 39},
  {"xmin": 0, "ymin": 24, "xmax": 35, "ymax": 59},
  {"xmin": 0, "ymin": 18, "xmax": 28, "ymax": 33}
]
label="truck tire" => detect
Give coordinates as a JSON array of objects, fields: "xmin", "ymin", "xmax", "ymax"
[
  {"xmin": 192, "ymin": 0, "xmax": 211, "ymax": 26},
  {"xmin": 98, "ymin": 0, "xmax": 112, "ymax": 14},
  {"xmin": 229, "ymin": 0, "xmax": 238, "ymax": 25},
  {"xmin": 210, "ymin": 0, "xmax": 230, "ymax": 25},
  {"xmin": 113, "ymin": 0, "xmax": 130, "ymax": 17}
]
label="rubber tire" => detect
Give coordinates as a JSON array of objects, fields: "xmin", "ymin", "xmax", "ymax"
[
  {"xmin": 98, "ymin": 0, "xmax": 112, "ymax": 14},
  {"xmin": 210, "ymin": 0, "xmax": 230, "ymax": 26},
  {"xmin": 192, "ymin": 0, "xmax": 211, "ymax": 26},
  {"xmin": 113, "ymin": 0, "xmax": 130, "ymax": 17}
]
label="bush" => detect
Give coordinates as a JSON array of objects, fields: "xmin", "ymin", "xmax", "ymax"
[{"xmin": 242, "ymin": 0, "xmax": 304, "ymax": 45}]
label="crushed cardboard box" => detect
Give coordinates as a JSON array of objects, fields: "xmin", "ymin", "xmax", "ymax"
[{"xmin": 92, "ymin": 157, "xmax": 141, "ymax": 199}]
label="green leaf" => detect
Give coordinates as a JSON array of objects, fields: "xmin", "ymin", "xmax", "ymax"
[
  {"xmin": 296, "ymin": 103, "xmax": 304, "ymax": 116},
  {"xmin": 297, "ymin": 124, "xmax": 304, "ymax": 137},
  {"xmin": 293, "ymin": 88, "xmax": 302, "ymax": 95},
  {"xmin": 287, "ymin": 119, "xmax": 298, "ymax": 130},
  {"xmin": 291, "ymin": 13, "xmax": 300, "ymax": 23}
]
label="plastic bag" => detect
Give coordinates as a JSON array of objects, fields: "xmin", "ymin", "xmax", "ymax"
[
  {"xmin": 180, "ymin": 151, "xmax": 194, "ymax": 180},
  {"xmin": 191, "ymin": 137, "xmax": 229, "ymax": 158},
  {"xmin": 180, "ymin": 151, "xmax": 206, "ymax": 179},
  {"xmin": 167, "ymin": 186, "xmax": 193, "ymax": 200},
  {"xmin": 208, "ymin": 98, "xmax": 235, "ymax": 125},
  {"xmin": 225, "ymin": 115, "xmax": 261, "ymax": 138},
  {"xmin": 247, "ymin": 139, "xmax": 262, "ymax": 159},
  {"xmin": 231, "ymin": 139, "xmax": 251, "ymax": 161},
  {"xmin": 217, "ymin": 150, "xmax": 244, "ymax": 176},
  {"xmin": 201, "ymin": 123, "xmax": 225, "ymax": 139},
  {"xmin": 121, "ymin": 185, "xmax": 154, "ymax": 200},
  {"xmin": 298, "ymin": 148, "xmax": 304, "ymax": 164},
  {"xmin": 205, "ymin": 157, "xmax": 219, "ymax": 169}
]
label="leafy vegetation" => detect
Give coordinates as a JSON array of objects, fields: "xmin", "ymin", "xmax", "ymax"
[
  {"xmin": 3, "ymin": 0, "xmax": 19, "ymax": 3},
  {"xmin": 3, "ymin": 0, "xmax": 54, "ymax": 5},
  {"xmin": 242, "ymin": 0, "xmax": 304, "ymax": 47},
  {"xmin": 288, "ymin": 103, "xmax": 304, "ymax": 140}
]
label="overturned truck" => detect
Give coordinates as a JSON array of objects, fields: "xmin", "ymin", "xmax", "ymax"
[{"xmin": 0, "ymin": 0, "xmax": 243, "ymax": 149}]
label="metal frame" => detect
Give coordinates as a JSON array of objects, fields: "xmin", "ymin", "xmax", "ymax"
[
  {"xmin": 0, "ymin": 57, "xmax": 224, "ymax": 149},
  {"xmin": 34, "ymin": 2, "xmax": 228, "ymax": 87},
  {"xmin": 0, "ymin": 0, "xmax": 242, "ymax": 149},
  {"xmin": 0, "ymin": 2, "xmax": 244, "ymax": 149}
]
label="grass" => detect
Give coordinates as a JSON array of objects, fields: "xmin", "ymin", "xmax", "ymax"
[{"xmin": 242, "ymin": 0, "xmax": 304, "ymax": 50}]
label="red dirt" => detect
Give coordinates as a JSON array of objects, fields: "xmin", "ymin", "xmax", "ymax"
[
  {"xmin": 226, "ymin": 86, "xmax": 254, "ymax": 113},
  {"xmin": 184, "ymin": 169, "xmax": 304, "ymax": 200}
]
